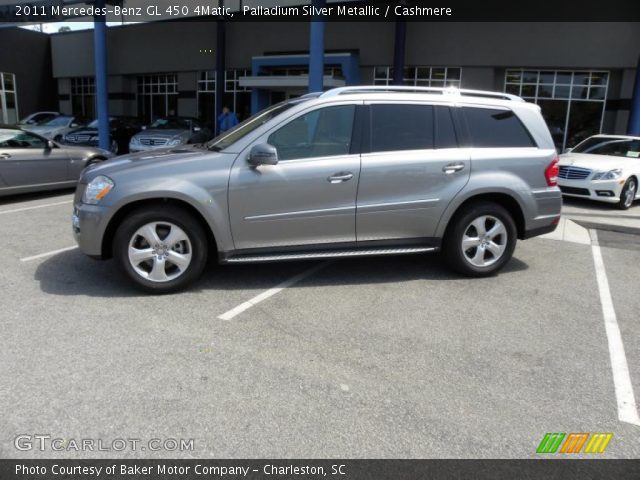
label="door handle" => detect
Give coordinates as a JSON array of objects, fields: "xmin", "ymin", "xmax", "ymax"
[
  {"xmin": 327, "ymin": 172, "xmax": 354, "ymax": 184},
  {"xmin": 443, "ymin": 162, "xmax": 465, "ymax": 174}
]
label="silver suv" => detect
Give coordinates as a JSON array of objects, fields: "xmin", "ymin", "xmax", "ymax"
[{"xmin": 72, "ymin": 86, "xmax": 562, "ymax": 293}]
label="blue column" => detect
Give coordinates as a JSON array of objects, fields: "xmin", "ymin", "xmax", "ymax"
[
  {"xmin": 215, "ymin": 7, "xmax": 226, "ymax": 135},
  {"xmin": 628, "ymin": 54, "xmax": 640, "ymax": 135},
  {"xmin": 93, "ymin": 0, "xmax": 109, "ymax": 151},
  {"xmin": 308, "ymin": 0, "xmax": 326, "ymax": 93},
  {"xmin": 392, "ymin": 20, "xmax": 406, "ymax": 86}
]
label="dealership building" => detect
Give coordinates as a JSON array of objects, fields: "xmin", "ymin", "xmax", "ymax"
[{"xmin": 0, "ymin": 3, "xmax": 639, "ymax": 151}]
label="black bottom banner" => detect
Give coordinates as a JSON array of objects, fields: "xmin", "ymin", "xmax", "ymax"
[{"xmin": 2, "ymin": 459, "xmax": 640, "ymax": 480}]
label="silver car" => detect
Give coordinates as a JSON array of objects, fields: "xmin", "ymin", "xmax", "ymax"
[
  {"xmin": 0, "ymin": 126, "xmax": 112, "ymax": 197},
  {"xmin": 129, "ymin": 117, "xmax": 211, "ymax": 152},
  {"xmin": 25, "ymin": 115, "xmax": 85, "ymax": 142},
  {"xmin": 73, "ymin": 86, "xmax": 562, "ymax": 293}
]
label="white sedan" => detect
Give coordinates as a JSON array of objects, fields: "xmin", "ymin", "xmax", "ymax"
[
  {"xmin": 24, "ymin": 115, "xmax": 84, "ymax": 142},
  {"xmin": 558, "ymin": 135, "xmax": 640, "ymax": 210}
]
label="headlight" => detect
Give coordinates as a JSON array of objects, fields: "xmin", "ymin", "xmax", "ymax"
[
  {"xmin": 167, "ymin": 139, "xmax": 182, "ymax": 146},
  {"xmin": 592, "ymin": 169, "xmax": 622, "ymax": 180},
  {"xmin": 130, "ymin": 136, "xmax": 140, "ymax": 145},
  {"xmin": 82, "ymin": 175, "xmax": 114, "ymax": 204}
]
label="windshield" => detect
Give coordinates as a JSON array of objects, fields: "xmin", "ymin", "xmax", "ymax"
[
  {"xmin": 207, "ymin": 99, "xmax": 309, "ymax": 151},
  {"xmin": 572, "ymin": 137, "xmax": 640, "ymax": 158},
  {"xmin": 38, "ymin": 115, "xmax": 72, "ymax": 127},
  {"xmin": 149, "ymin": 117, "xmax": 195, "ymax": 130},
  {"xmin": 21, "ymin": 113, "xmax": 57, "ymax": 124}
]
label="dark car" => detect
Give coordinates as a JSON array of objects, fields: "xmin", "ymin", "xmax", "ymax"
[{"xmin": 64, "ymin": 116, "xmax": 142, "ymax": 154}]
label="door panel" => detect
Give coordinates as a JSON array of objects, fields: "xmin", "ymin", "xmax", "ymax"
[
  {"xmin": 356, "ymin": 149, "xmax": 470, "ymax": 241},
  {"xmin": 228, "ymin": 103, "xmax": 360, "ymax": 250},
  {"xmin": 356, "ymin": 103, "xmax": 470, "ymax": 242},
  {"xmin": 229, "ymin": 155, "xmax": 361, "ymax": 249}
]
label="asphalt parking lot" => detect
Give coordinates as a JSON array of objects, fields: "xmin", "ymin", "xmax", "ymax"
[{"xmin": 1, "ymin": 190, "xmax": 639, "ymax": 459}]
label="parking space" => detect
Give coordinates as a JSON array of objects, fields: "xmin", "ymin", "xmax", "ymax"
[
  {"xmin": 1, "ymin": 191, "xmax": 639, "ymax": 458},
  {"xmin": 563, "ymin": 197, "xmax": 640, "ymax": 234}
]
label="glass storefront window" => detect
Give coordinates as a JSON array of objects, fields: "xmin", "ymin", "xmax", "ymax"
[
  {"xmin": 70, "ymin": 77, "xmax": 95, "ymax": 119},
  {"xmin": 197, "ymin": 69, "xmax": 252, "ymax": 127},
  {"xmin": 505, "ymin": 69, "xmax": 609, "ymax": 151},
  {"xmin": 136, "ymin": 74, "xmax": 178, "ymax": 123},
  {"xmin": 0, "ymin": 72, "xmax": 18, "ymax": 125},
  {"xmin": 373, "ymin": 66, "xmax": 462, "ymax": 88}
]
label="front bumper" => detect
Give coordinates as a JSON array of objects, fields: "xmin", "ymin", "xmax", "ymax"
[
  {"xmin": 558, "ymin": 178, "xmax": 624, "ymax": 203},
  {"xmin": 72, "ymin": 202, "xmax": 112, "ymax": 259}
]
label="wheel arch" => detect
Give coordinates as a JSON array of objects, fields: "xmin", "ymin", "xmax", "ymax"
[
  {"xmin": 86, "ymin": 155, "xmax": 108, "ymax": 165},
  {"xmin": 440, "ymin": 192, "xmax": 526, "ymax": 241},
  {"xmin": 101, "ymin": 197, "xmax": 218, "ymax": 260}
]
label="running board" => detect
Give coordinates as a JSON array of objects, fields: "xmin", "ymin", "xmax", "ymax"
[{"xmin": 224, "ymin": 246, "xmax": 436, "ymax": 263}]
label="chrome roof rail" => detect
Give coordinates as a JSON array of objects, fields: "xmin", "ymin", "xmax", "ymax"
[{"xmin": 319, "ymin": 85, "xmax": 525, "ymax": 102}]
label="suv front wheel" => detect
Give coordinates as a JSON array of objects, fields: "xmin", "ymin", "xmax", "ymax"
[
  {"xmin": 445, "ymin": 201, "xmax": 517, "ymax": 277},
  {"xmin": 113, "ymin": 206, "xmax": 208, "ymax": 293}
]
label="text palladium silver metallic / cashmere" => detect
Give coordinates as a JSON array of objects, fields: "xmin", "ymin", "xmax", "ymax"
[{"xmin": 72, "ymin": 86, "xmax": 562, "ymax": 293}]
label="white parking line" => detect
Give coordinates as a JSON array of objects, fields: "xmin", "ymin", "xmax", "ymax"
[
  {"xmin": 590, "ymin": 229, "xmax": 640, "ymax": 426},
  {"xmin": 20, "ymin": 245, "xmax": 78, "ymax": 263},
  {"xmin": 218, "ymin": 261, "xmax": 330, "ymax": 321},
  {"xmin": 0, "ymin": 200, "xmax": 72, "ymax": 215}
]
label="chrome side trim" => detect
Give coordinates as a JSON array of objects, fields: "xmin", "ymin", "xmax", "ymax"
[
  {"xmin": 357, "ymin": 198, "xmax": 439, "ymax": 212},
  {"xmin": 244, "ymin": 205, "xmax": 354, "ymax": 222},
  {"xmin": 225, "ymin": 246, "xmax": 436, "ymax": 263}
]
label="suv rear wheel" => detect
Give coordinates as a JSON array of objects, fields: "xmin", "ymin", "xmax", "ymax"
[
  {"xmin": 113, "ymin": 206, "xmax": 208, "ymax": 293},
  {"xmin": 445, "ymin": 201, "xmax": 517, "ymax": 277}
]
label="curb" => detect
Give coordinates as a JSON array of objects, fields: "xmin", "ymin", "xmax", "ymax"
[{"xmin": 571, "ymin": 220, "xmax": 640, "ymax": 236}]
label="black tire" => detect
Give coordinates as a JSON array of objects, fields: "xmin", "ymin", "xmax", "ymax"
[
  {"xmin": 618, "ymin": 177, "xmax": 637, "ymax": 210},
  {"xmin": 113, "ymin": 206, "xmax": 208, "ymax": 293},
  {"xmin": 444, "ymin": 201, "xmax": 517, "ymax": 277}
]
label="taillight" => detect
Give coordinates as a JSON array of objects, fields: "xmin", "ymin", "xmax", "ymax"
[{"xmin": 545, "ymin": 156, "xmax": 560, "ymax": 187}]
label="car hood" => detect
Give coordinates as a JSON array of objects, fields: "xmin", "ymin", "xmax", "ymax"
[
  {"xmin": 25, "ymin": 126, "xmax": 67, "ymax": 137},
  {"xmin": 65, "ymin": 127, "xmax": 100, "ymax": 136},
  {"xmin": 83, "ymin": 145, "xmax": 223, "ymax": 178},
  {"xmin": 558, "ymin": 152, "xmax": 637, "ymax": 171},
  {"xmin": 27, "ymin": 125, "xmax": 65, "ymax": 134},
  {"xmin": 133, "ymin": 129, "xmax": 189, "ymax": 139}
]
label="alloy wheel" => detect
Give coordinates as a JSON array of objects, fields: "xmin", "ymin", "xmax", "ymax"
[
  {"xmin": 127, "ymin": 222, "xmax": 192, "ymax": 283},
  {"xmin": 624, "ymin": 179, "xmax": 636, "ymax": 208},
  {"xmin": 461, "ymin": 215, "xmax": 508, "ymax": 268}
]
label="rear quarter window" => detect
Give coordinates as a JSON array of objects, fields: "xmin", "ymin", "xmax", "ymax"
[{"xmin": 463, "ymin": 107, "xmax": 536, "ymax": 148}]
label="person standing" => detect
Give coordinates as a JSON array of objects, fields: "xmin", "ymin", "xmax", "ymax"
[{"xmin": 217, "ymin": 106, "xmax": 239, "ymax": 133}]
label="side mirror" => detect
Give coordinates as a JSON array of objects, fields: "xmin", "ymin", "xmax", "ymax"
[
  {"xmin": 46, "ymin": 140, "xmax": 55, "ymax": 150},
  {"xmin": 247, "ymin": 143, "xmax": 278, "ymax": 166},
  {"xmin": 141, "ymin": 125, "xmax": 147, "ymax": 130}
]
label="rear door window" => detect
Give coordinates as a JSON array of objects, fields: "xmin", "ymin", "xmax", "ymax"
[
  {"xmin": 463, "ymin": 107, "xmax": 535, "ymax": 148},
  {"xmin": 370, "ymin": 104, "xmax": 434, "ymax": 152}
]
